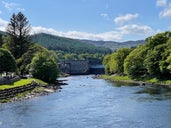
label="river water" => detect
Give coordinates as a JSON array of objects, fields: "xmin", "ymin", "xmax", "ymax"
[{"xmin": 0, "ymin": 75, "xmax": 171, "ymax": 128}]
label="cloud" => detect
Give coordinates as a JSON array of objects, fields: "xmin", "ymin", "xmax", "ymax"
[
  {"xmin": 100, "ymin": 13, "xmax": 110, "ymax": 20},
  {"xmin": 0, "ymin": 18, "xmax": 154, "ymax": 41},
  {"xmin": 101, "ymin": 13, "xmax": 108, "ymax": 18},
  {"xmin": 114, "ymin": 13, "xmax": 139, "ymax": 24},
  {"xmin": 0, "ymin": 18, "xmax": 8, "ymax": 31},
  {"xmin": 2, "ymin": 1, "xmax": 25, "ymax": 11},
  {"xmin": 0, "ymin": 11, "xmax": 2, "ymax": 14},
  {"xmin": 117, "ymin": 24, "xmax": 154, "ymax": 36},
  {"xmin": 157, "ymin": 0, "xmax": 171, "ymax": 18},
  {"xmin": 159, "ymin": 3, "xmax": 171, "ymax": 17},
  {"xmin": 32, "ymin": 24, "xmax": 155, "ymax": 41},
  {"xmin": 32, "ymin": 26, "xmax": 123, "ymax": 41},
  {"xmin": 156, "ymin": 0, "xmax": 167, "ymax": 7}
]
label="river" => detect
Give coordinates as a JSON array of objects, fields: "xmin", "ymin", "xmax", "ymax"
[{"xmin": 0, "ymin": 75, "xmax": 171, "ymax": 128}]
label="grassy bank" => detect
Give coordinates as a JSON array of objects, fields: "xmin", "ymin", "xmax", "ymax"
[
  {"xmin": 0, "ymin": 78, "xmax": 47, "ymax": 90},
  {"xmin": 0, "ymin": 78, "xmax": 49, "ymax": 103},
  {"xmin": 101, "ymin": 75, "xmax": 171, "ymax": 86}
]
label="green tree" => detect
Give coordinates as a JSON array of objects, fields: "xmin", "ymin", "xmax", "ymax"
[
  {"xmin": 111, "ymin": 48, "xmax": 132, "ymax": 74},
  {"xmin": 124, "ymin": 45, "xmax": 147, "ymax": 78},
  {"xmin": 144, "ymin": 44, "xmax": 168, "ymax": 77},
  {"xmin": 145, "ymin": 31, "xmax": 171, "ymax": 48},
  {"xmin": 17, "ymin": 44, "xmax": 48, "ymax": 74},
  {"xmin": 102, "ymin": 54, "xmax": 111, "ymax": 74},
  {"xmin": 6, "ymin": 12, "xmax": 31, "ymax": 59},
  {"xmin": 0, "ymin": 48, "xmax": 17, "ymax": 73},
  {"xmin": 102, "ymin": 48, "xmax": 132, "ymax": 75},
  {"xmin": 30, "ymin": 52, "xmax": 59, "ymax": 83},
  {"xmin": 0, "ymin": 34, "xmax": 3, "ymax": 48}
]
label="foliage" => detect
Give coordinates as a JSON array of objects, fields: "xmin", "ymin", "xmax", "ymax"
[
  {"xmin": 0, "ymin": 48, "xmax": 17, "ymax": 73},
  {"xmin": 32, "ymin": 33, "xmax": 111, "ymax": 54},
  {"xmin": 123, "ymin": 45, "xmax": 148, "ymax": 78},
  {"xmin": 5, "ymin": 12, "xmax": 31, "ymax": 59},
  {"xmin": 56, "ymin": 50, "xmax": 106, "ymax": 65},
  {"xmin": 17, "ymin": 43, "xmax": 48, "ymax": 74},
  {"xmin": 102, "ymin": 48, "xmax": 132, "ymax": 75},
  {"xmin": 30, "ymin": 52, "xmax": 59, "ymax": 83},
  {"xmin": 103, "ymin": 31, "xmax": 171, "ymax": 79},
  {"xmin": 102, "ymin": 54, "xmax": 111, "ymax": 74},
  {"xmin": 80, "ymin": 39, "xmax": 145, "ymax": 51},
  {"xmin": 0, "ymin": 34, "xmax": 3, "ymax": 47}
]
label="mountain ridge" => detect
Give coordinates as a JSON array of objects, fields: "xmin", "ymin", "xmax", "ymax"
[{"xmin": 0, "ymin": 30, "xmax": 145, "ymax": 51}]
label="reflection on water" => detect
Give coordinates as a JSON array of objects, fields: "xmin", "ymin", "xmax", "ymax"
[
  {"xmin": 0, "ymin": 75, "xmax": 171, "ymax": 128},
  {"xmin": 136, "ymin": 85, "xmax": 171, "ymax": 95}
]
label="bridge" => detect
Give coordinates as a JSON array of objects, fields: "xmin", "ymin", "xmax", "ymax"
[{"xmin": 58, "ymin": 60, "xmax": 104, "ymax": 75}]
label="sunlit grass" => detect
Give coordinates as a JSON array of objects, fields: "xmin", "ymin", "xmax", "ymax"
[
  {"xmin": 0, "ymin": 78, "xmax": 47, "ymax": 90},
  {"xmin": 102, "ymin": 75, "xmax": 131, "ymax": 81},
  {"xmin": 102, "ymin": 75, "xmax": 171, "ymax": 86},
  {"xmin": 146, "ymin": 78, "xmax": 159, "ymax": 83}
]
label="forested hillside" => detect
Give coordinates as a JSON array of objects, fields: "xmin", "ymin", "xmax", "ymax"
[
  {"xmin": 32, "ymin": 33, "xmax": 111, "ymax": 54},
  {"xmin": 79, "ymin": 39, "xmax": 145, "ymax": 51}
]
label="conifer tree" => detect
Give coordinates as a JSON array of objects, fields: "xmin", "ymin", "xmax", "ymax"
[{"xmin": 6, "ymin": 12, "xmax": 31, "ymax": 59}]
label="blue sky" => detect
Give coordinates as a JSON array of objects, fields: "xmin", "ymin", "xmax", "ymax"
[{"xmin": 0, "ymin": 0, "xmax": 171, "ymax": 41}]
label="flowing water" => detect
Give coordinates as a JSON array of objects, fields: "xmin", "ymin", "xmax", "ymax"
[{"xmin": 0, "ymin": 75, "xmax": 171, "ymax": 128}]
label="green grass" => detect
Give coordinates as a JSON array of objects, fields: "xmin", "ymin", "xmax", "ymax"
[
  {"xmin": 102, "ymin": 75, "xmax": 131, "ymax": 81},
  {"xmin": 0, "ymin": 78, "xmax": 47, "ymax": 90},
  {"xmin": 102, "ymin": 74, "xmax": 171, "ymax": 86}
]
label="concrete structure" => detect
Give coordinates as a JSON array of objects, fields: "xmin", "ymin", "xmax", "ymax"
[
  {"xmin": 89, "ymin": 65, "xmax": 105, "ymax": 74},
  {"xmin": 59, "ymin": 60, "xmax": 90, "ymax": 75}
]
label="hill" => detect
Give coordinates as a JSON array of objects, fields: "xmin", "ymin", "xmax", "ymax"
[
  {"xmin": 79, "ymin": 39, "xmax": 145, "ymax": 51},
  {"xmin": 0, "ymin": 31, "xmax": 7, "ymax": 35},
  {"xmin": 31, "ymin": 33, "xmax": 111, "ymax": 54}
]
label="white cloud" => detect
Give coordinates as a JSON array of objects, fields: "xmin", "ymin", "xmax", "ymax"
[
  {"xmin": 0, "ymin": 18, "xmax": 8, "ymax": 31},
  {"xmin": 100, "ymin": 13, "xmax": 110, "ymax": 20},
  {"xmin": 32, "ymin": 26, "xmax": 123, "ymax": 41},
  {"xmin": 0, "ymin": 18, "xmax": 154, "ymax": 41},
  {"xmin": 156, "ymin": 0, "xmax": 167, "ymax": 7},
  {"xmin": 2, "ymin": 1, "xmax": 25, "ymax": 11},
  {"xmin": 117, "ymin": 24, "xmax": 154, "ymax": 36},
  {"xmin": 114, "ymin": 13, "xmax": 139, "ymax": 24},
  {"xmin": 159, "ymin": 3, "xmax": 171, "ymax": 17},
  {"xmin": 32, "ymin": 24, "xmax": 155, "ymax": 41},
  {"xmin": 101, "ymin": 13, "xmax": 108, "ymax": 18}
]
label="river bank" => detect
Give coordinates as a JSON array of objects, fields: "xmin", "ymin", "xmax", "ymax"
[
  {"xmin": 0, "ymin": 79, "xmax": 67, "ymax": 103},
  {"xmin": 100, "ymin": 74, "xmax": 171, "ymax": 87},
  {"xmin": 1, "ymin": 75, "xmax": 171, "ymax": 128}
]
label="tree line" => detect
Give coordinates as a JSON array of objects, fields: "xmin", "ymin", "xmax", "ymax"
[
  {"xmin": 103, "ymin": 31, "xmax": 171, "ymax": 80},
  {"xmin": 0, "ymin": 12, "xmax": 59, "ymax": 83},
  {"xmin": 32, "ymin": 33, "xmax": 111, "ymax": 65}
]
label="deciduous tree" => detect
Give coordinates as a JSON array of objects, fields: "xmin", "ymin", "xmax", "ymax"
[
  {"xmin": 30, "ymin": 52, "xmax": 59, "ymax": 83},
  {"xmin": 0, "ymin": 48, "xmax": 17, "ymax": 73}
]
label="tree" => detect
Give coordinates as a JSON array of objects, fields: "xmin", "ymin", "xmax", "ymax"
[
  {"xmin": 145, "ymin": 31, "xmax": 171, "ymax": 48},
  {"xmin": 17, "ymin": 44, "xmax": 48, "ymax": 74},
  {"xmin": 124, "ymin": 45, "xmax": 148, "ymax": 78},
  {"xmin": 0, "ymin": 34, "xmax": 3, "ymax": 48},
  {"xmin": 0, "ymin": 48, "xmax": 17, "ymax": 73},
  {"xmin": 109, "ymin": 48, "xmax": 132, "ymax": 74},
  {"xmin": 30, "ymin": 52, "xmax": 59, "ymax": 83},
  {"xmin": 6, "ymin": 12, "xmax": 31, "ymax": 59},
  {"xmin": 144, "ymin": 44, "xmax": 167, "ymax": 77},
  {"xmin": 102, "ymin": 54, "xmax": 111, "ymax": 74}
]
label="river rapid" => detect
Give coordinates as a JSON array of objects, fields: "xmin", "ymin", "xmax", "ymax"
[{"xmin": 0, "ymin": 75, "xmax": 171, "ymax": 128}]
